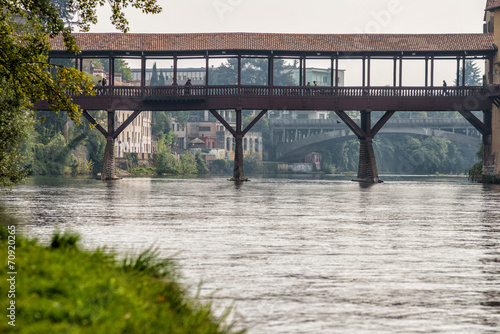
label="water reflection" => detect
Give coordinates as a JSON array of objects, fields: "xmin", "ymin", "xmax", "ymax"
[{"xmin": 1, "ymin": 175, "xmax": 500, "ymax": 333}]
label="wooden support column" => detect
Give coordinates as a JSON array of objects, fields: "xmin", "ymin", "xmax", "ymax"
[
  {"xmin": 237, "ymin": 54, "xmax": 242, "ymax": 86},
  {"xmin": 462, "ymin": 55, "xmax": 466, "ymax": 87},
  {"xmin": 425, "ymin": 57, "xmax": 429, "ymax": 87},
  {"xmin": 456, "ymin": 57, "xmax": 461, "ymax": 87},
  {"xmin": 205, "ymin": 53, "xmax": 209, "ymax": 85},
  {"xmin": 335, "ymin": 56, "xmax": 339, "ymax": 88},
  {"xmin": 173, "ymin": 55, "xmax": 178, "ymax": 85},
  {"xmin": 299, "ymin": 57, "xmax": 303, "ymax": 86},
  {"xmin": 362, "ymin": 57, "xmax": 366, "ymax": 87},
  {"xmin": 140, "ymin": 55, "xmax": 146, "ymax": 89},
  {"xmin": 109, "ymin": 55, "xmax": 114, "ymax": 87},
  {"xmin": 268, "ymin": 54, "xmax": 274, "ymax": 86},
  {"xmin": 393, "ymin": 57, "xmax": 397, "ymax": 87},
  {"xmin": 367, "ymin": 56, "xmax": 371, "ymax": 88},
  {"xmin": 330, "ymin": 57, "xmax": 334, "ymax": 87},
  {"xmin": 302, "ymin": 56, "xmax": 307, "ymax": 86},
  {"xmin": 101, "ymin": 109, "xmax": 118, "ymax": 181},
  {"xmin": 399, "ymin": 56, "xmax": 403, "ymax": 87},
  {"xmin": 430, "ymin": 56, "xmax": 435, "ymax": 87}
]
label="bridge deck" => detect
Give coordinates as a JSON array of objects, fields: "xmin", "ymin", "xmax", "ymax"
[{"xmin": 37, "ymin": 85, "xmax": 496, "ymax": 112}]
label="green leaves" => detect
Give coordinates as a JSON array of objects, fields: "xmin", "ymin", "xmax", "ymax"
[{"xmin": 0, "ymin": 0, "xmax": 162, "ymax": 186}]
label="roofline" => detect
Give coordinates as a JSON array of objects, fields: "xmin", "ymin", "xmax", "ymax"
[
  {"xmin": 49, "ymin": 50, "xmax": 496, "ymax": 58},
  {"xmin": 48, "ymin": 32, "xmax": 497, "ymax": 57}
]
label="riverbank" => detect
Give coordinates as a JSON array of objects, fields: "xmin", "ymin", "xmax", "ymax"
[{"xmin": 0, "ymin": 227, "xmax": 244, "ymax": 334}]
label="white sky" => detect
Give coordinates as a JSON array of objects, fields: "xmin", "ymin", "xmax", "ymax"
[{"xmin": 88, "ymin": 0, "xmax": 490, "ymax": 86}]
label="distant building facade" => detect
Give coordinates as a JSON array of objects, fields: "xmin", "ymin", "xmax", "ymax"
[
  {"xmin": 114, "ymin": 111, "xmax": 154, "ymax": 158},
  {"xmin": 171, "ymin": 110, "xmax": 263, "ymax": 160}
]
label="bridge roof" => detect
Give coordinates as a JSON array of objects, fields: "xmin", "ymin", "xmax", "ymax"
[
  {"xmin": 486, "ymin": 0, "xmax": 500, "ymax": 11},
  {"xmin": 50, "ymin": 33, "xmax": 496, "ymax": 57}
]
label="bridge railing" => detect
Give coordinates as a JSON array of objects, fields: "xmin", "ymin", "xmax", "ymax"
[{"xmin": 90, "ymin": 85, "xmax": 491, "ymax": 98}]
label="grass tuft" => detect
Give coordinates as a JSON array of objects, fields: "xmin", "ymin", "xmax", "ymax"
[
  {"xmin": 50, "ymin": 230, "xmax": 80, "ymax": 249},
  {"xmin": 0, "ymin": 226, "xmax": 245, "ymax": 334}
]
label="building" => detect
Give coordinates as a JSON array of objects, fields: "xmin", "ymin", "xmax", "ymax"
[
  {"xmin": 171, "ymin": 110, "xmax": 263, "ymax": 160},
  {"xmin": 114, "ymin": 110, "xmax": 154, "ymax": 158},
  {"xmin": 131, "ymin": 68, "xmax": 206, "ymax": 85},
  {"xmin": 271, "ymin": 67, "xmax": 345, "ymax": 120}
]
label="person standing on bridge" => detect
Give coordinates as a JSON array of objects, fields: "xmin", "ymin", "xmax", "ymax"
[
  {"xmin": 184, "ymin": 78, "xmax": 192, "ymax": 95},
  {"xmin": 442, "ymin": 80, "xmax": 448, "ymax": 96}
]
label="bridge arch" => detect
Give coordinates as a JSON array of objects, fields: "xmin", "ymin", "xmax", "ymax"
[{"xmin": 274, "ymin": 120, "xmax": 481, "ymax": 162}]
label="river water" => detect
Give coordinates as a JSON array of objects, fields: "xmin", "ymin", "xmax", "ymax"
[{"xmin": 1, "ymin": 175, "xmax": 500, "ymax": 333}]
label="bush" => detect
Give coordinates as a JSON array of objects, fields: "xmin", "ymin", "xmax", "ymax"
[{"xmin": 155, "ymin": 151, "xmax": 180, "ymax": 175}]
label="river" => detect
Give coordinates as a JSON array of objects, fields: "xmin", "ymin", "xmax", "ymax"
[{"xmin": 1, "ymin": 175, "xmax": 500, "ymax": 333}]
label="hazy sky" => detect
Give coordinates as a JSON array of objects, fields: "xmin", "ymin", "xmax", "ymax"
[
  {"xmin": 90, "ymin": 0, "xmax": 487, "ymax": 34},
  {"xmin": 88, "ymin": 1, "xmax": 490, "ymax": 86}
]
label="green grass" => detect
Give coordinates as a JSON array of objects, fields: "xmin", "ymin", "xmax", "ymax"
[
  {"xmin": 0, "ymin": 228, "xmax": 244, "ymax": 334},
  {"xmin": 129, "ymin": 167, "xmax": 156, "ymax": 176}
]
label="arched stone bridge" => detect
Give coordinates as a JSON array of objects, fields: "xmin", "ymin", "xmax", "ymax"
[{"xmin": 272, "ymin": 118, "xmax": 481, "ymax": 162}]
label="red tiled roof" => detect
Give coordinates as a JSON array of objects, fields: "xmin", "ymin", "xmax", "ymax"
[
  {"xmin": 49, "ymin": 33, "xmax": 496, "ymax": 54},
  {"xmin": 486, "ymin": 0, "xmax": 500, "ymax": 11}
]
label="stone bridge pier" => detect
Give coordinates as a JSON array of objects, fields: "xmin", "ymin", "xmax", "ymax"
[{"xmin": 334, "ymin": 110, "xmax": 395, "ymax": 183}]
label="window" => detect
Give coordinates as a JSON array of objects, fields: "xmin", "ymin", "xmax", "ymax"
[{"xmin": 199, "ymin": 126, "xmax": 211, "ymax": 132}]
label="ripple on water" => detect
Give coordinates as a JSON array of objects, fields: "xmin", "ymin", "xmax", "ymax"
[{"xmin": 2, "ymin": 176, "xmax": 500, "ymax": 333}]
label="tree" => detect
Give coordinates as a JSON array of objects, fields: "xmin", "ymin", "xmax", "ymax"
[
  {"xmin": 209, "ymin": 58, "xmax": 297, "ymax": 86},
  {"xmin": 0, "ymin": 0, "xmax": 162, "ymax": 185},
  {"xmin": 0, "ymin": 79, "xmax": 34, "ymax": 186},
  {"xmin": 150, "ymin": 62, "xmax": 159, "ymax": 86},
  {"xmin": 99, "ymin": 58, "xmax": 133, "ymax": 82},
  {"xmin": 455, "ymin": 60, "xmax": 482, "ymax": 86},
  {"xmin": 158, "ymin": 70, "xmax": 166, "ymax": 86}
]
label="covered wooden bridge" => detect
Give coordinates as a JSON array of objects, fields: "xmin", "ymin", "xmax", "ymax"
[{"xmin": 39, "ymin": 32, "xmax": 500, "ymax": 182}]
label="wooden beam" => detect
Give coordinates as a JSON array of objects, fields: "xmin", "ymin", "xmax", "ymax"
[
  {"xmin": 81, "ymin": 110, "xmax": 108, "ymax": 137},
  {"xmin": 458, "ymin": 110, "xmax": 491, "ymax": 136},
  {"xmin": 371, "ymin": 111, "xmax": 395, "ymax": 137},
  {"xmin": 111, "ymin": 110, "xmax": 142, "ymax": 139},
  {"xmin": 209, "ymin": 109, "xmax": 236, "ymax": 137},
  {"xmin": 242, "ymin": 110, "xmax": 268, "ymax": 136},
  {"xmin": 335, "ymin": 110, "xmax": 367, "ymax": 139}
]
